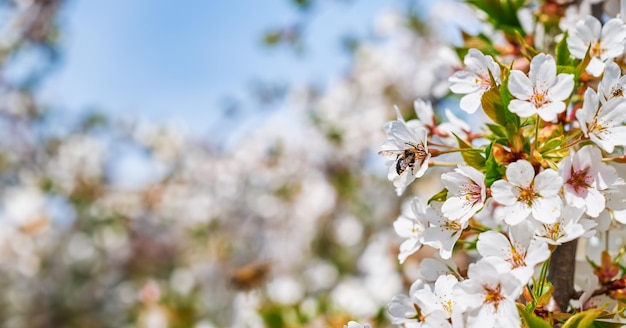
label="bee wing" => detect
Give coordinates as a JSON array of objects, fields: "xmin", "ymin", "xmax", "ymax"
[{"xmin": 378, "ymin": 149, "xmax": 402, "ymax": 156}]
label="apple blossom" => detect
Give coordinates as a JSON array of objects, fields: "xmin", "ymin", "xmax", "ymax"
[
  {"xmin": 598, "ymin": 61, "xmax": 626, "ymax": 103},
  {"xmin": 388, "ymin": 278, "xmax": 453, "ymax": 328}
]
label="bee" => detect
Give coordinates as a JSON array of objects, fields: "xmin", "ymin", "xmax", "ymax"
[
  {"xmin": 378, "ymin": 142, "xmax": 428, "ymax": 175},
  {"xmin": 230, "ymin": 261, "xmax": 270, "ymax": 290},
  {"xmin": 611, "ymin": 85, "xmax": 624, "ymax": 98}
]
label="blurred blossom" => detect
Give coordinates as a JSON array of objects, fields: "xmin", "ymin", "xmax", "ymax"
[
  {"xmin": 3, "ymin": 185, "xmax": 48, "ymax": 233},
  {"xmin": 266, "ymin": 275, "xmax": 305, "ymax": 305},
  {"xmin": 333, "ymin": 215, "xmax": 364, "ymax": 247},
  {"xmin": 0, "ymin": 1, "xmax": 480, "ymax": 326}
]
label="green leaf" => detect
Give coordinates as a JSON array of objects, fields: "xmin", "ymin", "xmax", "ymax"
[
  {"xmin": 484, "ymin": 142, "xmax": 505, "ymax": 187},
  {"xmin": 556, "ymin": 30, "xmax": 574, "ymax": 66},
  {"xmin": 457, "ymin": 31, "xmax": 500, "ymax": 58},
  {"xmin": 514, "ymin": 30, "xmax": 539, "ymax": 60},
  {"xmin": 575, "ymin": 44, "xmax": 593, "ymax": 80},
  {"xmin": 482, "ymin": 86, "xmax": 507, "ymax": 126},
  {"xmin": 518, "ymin": 304, "xmax": 552, "ymax": 328},
  {"xmin": 465, "ymin": 0, "xmax": 525, "ymax": 35},
  {"xmin": 486, "ymin": 123, "xmax": 507, "ymax": 138},
  {"xmin": 454, "ymin": 133, "xmax": 485, "ymax": 169},
  {"xmin": 562, "ymin": 308, "xmax": 604, "ymax": 328},
  {"xmin": 538, "ymin": 137, "xmax": 565, "ymax": 154},
  {"xmin": 428, "ymin": 189, "xmax": 448, "ymax": 204}
]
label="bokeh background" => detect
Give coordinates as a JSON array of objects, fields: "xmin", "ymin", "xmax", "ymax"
[{"xmin": 0, "ymin": 0, "xmax": 479, "ymax": 327}]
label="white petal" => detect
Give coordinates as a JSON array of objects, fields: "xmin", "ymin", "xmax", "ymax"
[
  {"xmin": 537, "ymin": 101, "xmax": 566, "ymax": 122},
  {"xmin": 547, "ymin": 74, "xmax": 574, "ymax": 101},
  {"xmin": 583, "ymin": 188, "xmax": 606, "ymax": 217},
  {"xmin": 459, "ymin": 90, "xmax": 484, "ymax": 114},
  {"xmin": 530, "ymin": 53, "xmax": 554, "ymax": 88},
  {"xmin": 477, "ymin": 231, "xmax": 510, "ymax": 259},
  {"xmin": 508, "ymin": 70, "xmax": 533, "ymax": 100},
  {"xmin": 586, "ymin": 57, "xmax": 605, "ymax": 77},
  {"xmin": 509, "ymin": 99, "xmax": 537, "ymax": 118},
  {"xmin": 532, "ymin": 197, "xmax": 562, "ymax": 224},
  {"xmin": 503, "ymin": 203, "xmax": 531, "ymax": 225},
  {"xmin": 534, "ymin": 169, "xmax": 563, "ymax": 196},
  {"xmin": 507, "ymin": 160, "xmax": 535, "ymax": 187},
  {"xmin": 491, "ymin": 180, "xmax": 517, "ymax": 205}
]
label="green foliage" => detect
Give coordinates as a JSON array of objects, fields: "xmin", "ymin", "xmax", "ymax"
[
  {"xmin": 518, "ymin": 304, "xmax": 552, "ymax": 328},
  {"xmin": 562, "ymin": 308, "xmax": 604, "ymax": 328},
  {"xmin": 514, "ymin": 31, "xmax": 539, "ymax": 60},
  {"xmin": 456, "ymin": 31, "xmax": 500, "ymax": 59},
  {"xmin": 482, "ymin": 85, "xmax": 508, "ymax": 126},
  {"xmin": 263, "ymin": 31, "xmax": 283, "ymax": 45},
  {"xmin": 575, "ymin": 45, "xmax": 593, "ymax": 81},
  {"xmin": 428, "ymin": 188, "xmax": 448, "ymax": 204},
  {"xmin": 465, "ymin": 0, "xmax": 526, "ymax": 35},
  {"xmin": 484, "ymin": 142, "xmax": 505, "ymax": 187},
  {"xmin": 454, "ymin": 133, "xmax": 486, "ymax": 170},
  {"xmin": 556, "ymin": 31, "xmax": 574, "ymax": 67}
]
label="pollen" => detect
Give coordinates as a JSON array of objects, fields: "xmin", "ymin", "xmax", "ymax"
[
  {"xmin": 509, "ymin": 247, "xmax": 526, "ymax": 268},
  {"xmin": 567, "ymin": 167, "xmax": 592, "ymax": 194},
  {"xmin": 544, "ymin": 222, "xmax": 564, "ymax": 241},
  {"xmin": 590, "ymin": 41, "xmax": 603, "ymax": 57},
  {"xmin": 517, "ymin": 186, "xmax": 538, "ymax": 205},
  {"xmin": 483, "ymin": 284, "xmax": 505, "ymax": 309},
  {"xmin": 531, "ymin": 86, "xmax": 548, "ymax": 108}
]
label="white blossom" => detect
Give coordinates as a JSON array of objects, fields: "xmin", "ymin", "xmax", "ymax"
[
  {"xmin": 508, "ymin": 53, "xmax": 574, "ymax": 122},
  {"xmin": 598, "ymin": 61, "xmax": 626, "ymax": 103},
  {"xmin": 422, "ymin": 202, "xmax": 468, "ymax": 260},
  {"xmin": 534, "ymin": 205, "xmax": 596, "ymax": 245},
  {"xmin": 559, "ymin": 145, "xmax": 618, "ymax": 217},
  {"xmin": 393, "ymin": 198, "xmax": 429, "ymax": 264},
  {"xmin": 567, "ymin": 16, "xmax": 626, "ymax": 76},
  {"xmin": 379, "ymin": 107, "xmax": 431, "ymax": 195},
  {"xmin": 576, "ymin": 87, "xmax": 626, "ymax": 153},
  {"xmin": 491, "ymin": 159, "xmax": 563, "ymax": 225},
  {"xmin": 476, "ymin": 229, "xmax": 550, "ymax": 284},
  {"xmin": 454, "ymin": 259, "xmax": 523, "ymax": 328},
  {"xmin": 388, "ymin": 279, "xmax": 453, "ymax": 327},
  {"xmin": 449, "ymin": 48, "xmax": 501, "ymax": 114},
  {"xmin": 441, "ymin": 165, "xmax": 486, "ymax": 222}
]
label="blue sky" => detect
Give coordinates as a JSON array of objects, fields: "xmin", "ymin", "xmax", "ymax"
[{"xmin": 41, "ymin": 0, "xmax": 401, "ymax": 136}]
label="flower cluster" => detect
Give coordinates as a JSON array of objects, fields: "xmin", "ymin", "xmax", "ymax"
[{"xmin": 378, "ymin": 1, "xmax": 626, "ymax": 327}]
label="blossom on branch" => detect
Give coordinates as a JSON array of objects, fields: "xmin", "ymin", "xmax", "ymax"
[
  {"xmin": 441, "ymin": 165, "xmax": 486, "ymax": 223},
  {"xmin": 559, "ymin": 145, "xmax": 618, "ymax": 217},
  {"xmin": 598, "ymin": 61, "xmax": 626, "ymax": 103},
  {"xmin": 393, "ymin": 198, "xmax": 429, "ymax": 264},
  {"xmin": 576, "ymin": 87, "xmax": 626, "ymax": 153},
  {"xmin": 534, "ymin": 205, "xmax": 596, "ymax": 245},
  {"xmin": 421, "ymin": 201, "xmax": 468, "ymax": 260},
  {"xmin": 490, "ymin": 160, "xmax": 563, "ymax": 225},
  {"xmin": 508, "ymin": 53, "xmax": 574, "ymax": 122},
  {"xmin": 449, "ymin": 48, "xmax": 501, "ymax": 114},
  {"xmin": 567, "ymin": 16, "xmax": 626, "ymax": 77},
  {"xmin": 453, "ymin": 260, "xmax": 523, "ymax": 328},
  {"xmin": 379, "ymin": 107, "xmax": 431, "ymax": 196},
  {"xmin": 476, "ymin": 229, "xmax": 550, "ymax": 284}
]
